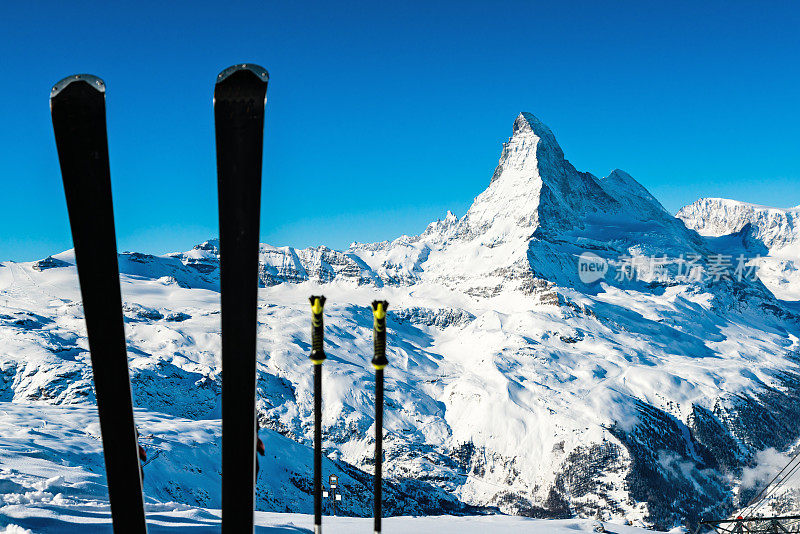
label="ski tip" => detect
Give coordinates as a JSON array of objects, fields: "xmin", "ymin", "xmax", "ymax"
[
  {"xmin": 50, "ymin": 74, "xmax": 106, "ymax": 99},
  {"xmin": 216, "ymin": 63, "xmax": 269, "ymax": 84}
]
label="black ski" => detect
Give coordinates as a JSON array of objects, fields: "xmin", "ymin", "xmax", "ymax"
[
  {"xmin": 371, "ymin": 301, "xmax": 389, "ymax": 534},
  {"xmin": 50, "ymin": 74, "xmax": 147, "ymax": 533},
  {"xmin": 309, "ymin": 296, "xmax": 326, "ymax": 534},
  {"xmin": 214, "ymin": 63, "xmax": 269, "ymax": 533}
]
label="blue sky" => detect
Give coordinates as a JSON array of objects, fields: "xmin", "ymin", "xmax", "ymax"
[{"xmin": 1, "ymin": 1, "xmax": 799, "ymax": 261}]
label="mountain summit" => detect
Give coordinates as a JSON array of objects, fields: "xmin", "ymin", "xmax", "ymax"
[
  {"xmin": 466, "ymin": 112, "xmax": 620, "ymax": 237},
  {"xmin": 2, "ymin": 113, "xmax": 800, "ymax": 531},
  {"xmin": 398, "ymin": 112, "xmax": 704, "ymax": 293}
]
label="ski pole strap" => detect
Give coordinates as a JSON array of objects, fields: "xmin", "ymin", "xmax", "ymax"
[
  {"xmin": 371, "ymin": 300, "xmax": 389, "ymax": 370},
  {"xmin": 309, "ymin": 295, "xmax": 326, "ymax": 364}
]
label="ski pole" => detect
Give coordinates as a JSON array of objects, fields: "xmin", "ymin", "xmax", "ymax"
[
  {"xmin": 371, "ymin": 300, "xmax": 389, "ymax": 534},
  {"xmin": 310, "ymin": 295, "xmax": 327, "ymax": 534}
]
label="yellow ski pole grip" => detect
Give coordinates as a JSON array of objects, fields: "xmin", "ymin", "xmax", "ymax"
[
  {"xmin": 371, "ymin": 300, "xmax": 389, "ymax": 369},
  {"xmin": 309, "ymin": 295, "xmax": 326, "ymax": 364}
]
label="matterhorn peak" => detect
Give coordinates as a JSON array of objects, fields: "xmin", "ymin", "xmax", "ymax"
[
  {"xmin": 513, "ymin": 112, "xmax": 565, "ymax": 159},
  {"xmin": 466, "ymin": 112, "xmax": 619, "ymax": 237},
  {"xmin": 488, "ymin": 112, "xmax": 566, "ymax": 185}
]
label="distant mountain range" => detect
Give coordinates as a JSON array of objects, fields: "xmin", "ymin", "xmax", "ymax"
[
  {"xmin": 1, "ymin": 112, "xmax": 798, "ymax": 531},
  {"xmin": 678, "ymin": 197, "xmax": 800, "ymax": 300}
]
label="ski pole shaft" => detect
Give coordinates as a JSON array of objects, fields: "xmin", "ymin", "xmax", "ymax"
[
  {"xmin": 310, "ymin": 296, "xmax": 327, "ymax": 534},
  {"xmin": 371, "ymin": 300, "xmax": 389, "ymax": 534},
  {"xmin": 374, "ymin": 368, "xmax": 384, "ymax": 533}
]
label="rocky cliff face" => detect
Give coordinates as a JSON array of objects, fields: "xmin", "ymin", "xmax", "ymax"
[{"xmin": 2, "ymin": 113, "xmax": 799, "ymax": 531}]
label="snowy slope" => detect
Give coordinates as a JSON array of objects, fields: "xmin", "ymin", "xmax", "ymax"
[
  {"xmin": 0, "ymin": 512, "xmax": 682, "ymax": 534},
  {"xmin": 0, "ymin": 401, "xmax": 677, "ymax": 532},
  {"xmin": 1, "ymin": 113, "xmax": 799, "ymax": 532}
]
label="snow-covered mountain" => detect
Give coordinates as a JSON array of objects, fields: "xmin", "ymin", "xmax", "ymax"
[
  {"xmin": 678, "ymin": 198, "xmax": 800, "ymax": 300},
  {"xmin": 677, "ymin": 198, "xmax": 799, "ymax": 250},
  {"xmin": 2, "ymin": 112, "xmax": 799, "ymax": 532}
]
